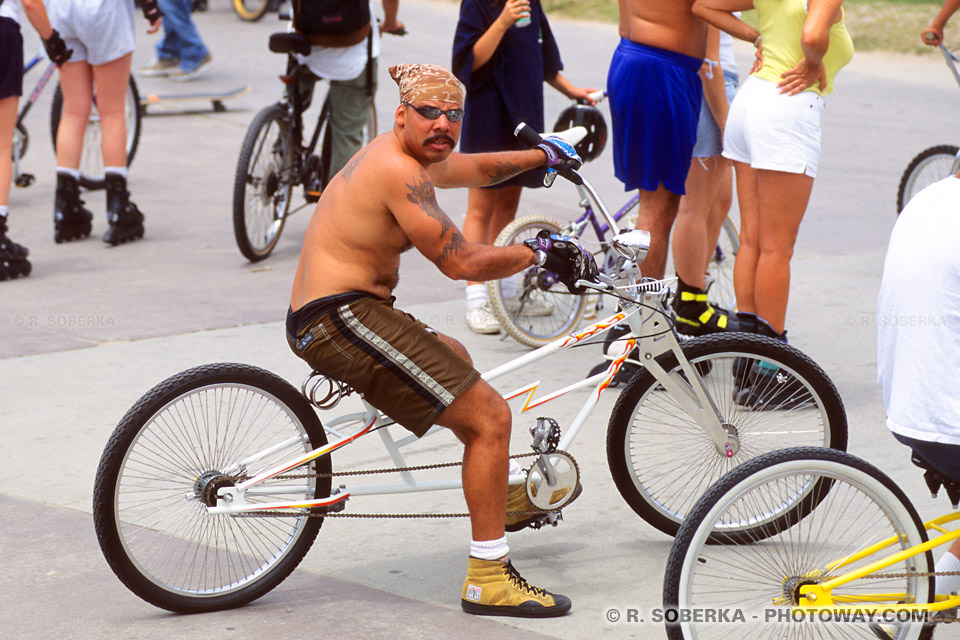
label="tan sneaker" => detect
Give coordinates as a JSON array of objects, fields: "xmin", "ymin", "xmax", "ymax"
[
  {"xmin": 168, "ymin": 53, "xmax": 214, "ymax": 82},
  {"xmin": 138, "ymin": 57, "xmax": 180, "ymax": 77},
  {"xmin": 505, "ymin": 480, "xmax": 579, "ymax": 532},
  {"xmin": 461, "ymin": 557, "xmax": 571, "ymax": 617}
]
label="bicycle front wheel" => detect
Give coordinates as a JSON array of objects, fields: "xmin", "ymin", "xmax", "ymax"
[
  {"xmin": 664, "ymin": 447, "xmax": 934, "ymax": 640},
  {"xmin": 233, "ymin": 103, "xmax": 294, "ymax": 262},
  {"xmin": 93, "ymin": 363, "xmax": 331, "ymax": 613},
  {"xmin": 50, "ymin": 77, "xmax": 142, "ymax": 190},
  {"xmin": 606, "ymin": 332, "xmax": 847, "ymax": 539},
  {"xmin": 897, "ymin": 145, "xmax": 960, "ymax": 214},
  {"xmin": 487, "ymin": 214, "xmax": 588, "ymax": 348},
  {"xmin": 706, "ymin": 217, "xmax": 738, "ymax": 312},
  {"xmin": 232, "ymin": 0, "xmax": 271, "ymax": 21}
]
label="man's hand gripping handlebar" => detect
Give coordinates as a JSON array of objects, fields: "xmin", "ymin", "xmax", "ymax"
[{"xmin": 514, "ymin": 123, "xmax": 584, "ymax": 188}]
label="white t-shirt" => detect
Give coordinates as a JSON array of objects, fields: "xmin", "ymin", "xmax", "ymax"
[
  {"xmin": 877, "ymin": 175, "xmax": 960, "ymax": 445},
  {"xmin": 717, "ymin": 12, "xmax": 739, "ymax": 77},
  {"xmin": 295, "ymin": 0, "xmax": 381, "ymax": 82},
  {"xmin": 1, "ymin": 0, "xmax": 22, "ymax": 24}
]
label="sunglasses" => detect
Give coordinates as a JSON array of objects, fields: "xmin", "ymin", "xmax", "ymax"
[{"xmin": 403, "ymin": 102, "xmax": 464, "ymax": 122}]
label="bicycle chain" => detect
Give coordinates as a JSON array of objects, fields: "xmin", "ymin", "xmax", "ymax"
[{"xmin": 234, "ymin": 451, "xmax": 581, "ymax": 521}]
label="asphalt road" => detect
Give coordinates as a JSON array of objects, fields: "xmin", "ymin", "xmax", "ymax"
[{"xmin": 2, "ymin": 2, "xmax": 959, "ymax": 638}]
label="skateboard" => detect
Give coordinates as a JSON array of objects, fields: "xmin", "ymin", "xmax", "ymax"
[{"xmin": 139, "ymin": 86, "xmax": 252, "ymax": 114}]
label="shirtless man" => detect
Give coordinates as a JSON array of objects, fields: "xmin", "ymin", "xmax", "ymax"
[
  {"xmin": 608, "ymin": 1, "xmax": 707, "ymax": 280},
  {"xmin": 286, "ymin": 63, "xmax": 588, "ymax": 617}
]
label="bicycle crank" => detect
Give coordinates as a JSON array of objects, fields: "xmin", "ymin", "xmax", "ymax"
[{"xmin": 525, "ymin": 450, "xmax": 580, "ymax": 511}]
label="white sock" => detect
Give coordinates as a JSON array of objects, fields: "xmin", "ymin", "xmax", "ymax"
[
  {"xmin": 0, "ymin": 206, "xmax": 8, "ymax": 218},
  {"xmin": 500, "ymin": 274, "xmax": 518, "ymax": 299},
  {"xmin": 470, "ymin": 536, "xmax": 509, "ymax": 561},
  {"xmin": 935, "ymin": 551, "xmax": 960, "ymax": 597},
  {"xmin": 57, "ymin": 167, "xmax": 81, "ymax": 180},
  {"xmin": 104, "ymin": 166, "xmax": 128, "ymax": 179},
  {"xmin": 466, "ymin": 284, "xmax": 487, "ymax": 311},
  {"xmin": 508, "ymin": 458, "xmax": 523, "ymax": 482}
]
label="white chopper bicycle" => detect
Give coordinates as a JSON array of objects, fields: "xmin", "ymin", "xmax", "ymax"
[{"xmin": 92, "ymin": 125, "xmax": 847, "ymax": 614}]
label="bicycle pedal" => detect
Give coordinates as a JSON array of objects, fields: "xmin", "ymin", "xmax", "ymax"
[{"xmin": 14, "ymin": 173, "xmax": 35, "ymax": 188}]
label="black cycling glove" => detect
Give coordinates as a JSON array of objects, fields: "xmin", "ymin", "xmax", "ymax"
[
  {"xmin": 43, "ymin": 30, "xmax": 73, "ymax": 67},
  {"xmin": 523, "ymin": 230, "xmax": 598, "ymax": 293},
  {"xmin": 141, "ymin": 0, "xmax": 164, "ymax": 25}
]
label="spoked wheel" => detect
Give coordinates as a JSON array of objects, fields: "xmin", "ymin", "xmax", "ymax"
[
  {"xmin": 93, "ymin": 363, "xmax": 331, "ymax": 613},
  {"xmin": 706, "ymin": 217, "xmax": 739, "ymax": 312},
  {"xmin": 897, "ymin": 145, "xmax": 960, "ymax": 214},
  {"xmin": 232, "ymin": 0, "xmax": 271, "ymax": 21},
  {"xmin": 50, "ymin": 77, "xmax": 142, "ymax": 190},
  {"xmin": 606, "ymin": 332, "xmax": 848, "ymax": 539},
  {"xmin": 487, "ymin": 214, "xmax": 588, "ymax": 348},
  {"xmin": 664, "ymin": 447, "xmax": 934, "ymax": 640},
  {"xmin": 233, "ymin": 104, "xmax": 294, "ymax": 262}
]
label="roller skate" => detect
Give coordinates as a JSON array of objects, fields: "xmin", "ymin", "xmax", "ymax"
[
  {"xmin": 672, "ymin": 275, "xmax": 735, "ymax": 337},
  {"xmin": 0, "ymin": 218, "xmax": 31, "ymax": 280},
  {"xmin": 103, "ymin": 174, "xmax": 145, "ymax": 246},
  {"xmin": 53, "ymin": 173, "xmax": 93, "ymax": 243}
]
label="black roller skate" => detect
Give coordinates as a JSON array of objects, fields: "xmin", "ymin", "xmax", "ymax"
[
  {"xmin": 0, "ymin": 218, "xmax": 31, "ymax": 280},
  {"xmin": 103, "ymin": 174, "xmax": 145, "ymax": 246},
  {"xmin": 53, "ymin": 173, "xmax": 93, "ymax": 243}
]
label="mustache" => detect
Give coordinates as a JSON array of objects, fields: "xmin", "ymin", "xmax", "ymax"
[{"xmin": 424, "ymin": 135, "xmax": 455, "ymax": 147}]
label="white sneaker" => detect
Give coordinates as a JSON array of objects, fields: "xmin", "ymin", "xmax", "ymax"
[
  {"xmin": 466, "ymin": 302, "xmax": 500, "ymax": 335},
  {"xmin": 582, "ymin": 293, "xmax": 599, "ymax": 320},
  {"xmin": 505, "ymin": 296, "xmax": 554, "ymax": 317}
]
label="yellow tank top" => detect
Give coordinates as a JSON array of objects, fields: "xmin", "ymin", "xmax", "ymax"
[{"xmin": 752, "ymin": 0, "xmax": 854, "ymax": 96}]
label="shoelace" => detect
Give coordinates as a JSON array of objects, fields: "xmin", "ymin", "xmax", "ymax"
[{"xmin": 504, "ymin": 561, "xmax": 547, "ymax": 598}]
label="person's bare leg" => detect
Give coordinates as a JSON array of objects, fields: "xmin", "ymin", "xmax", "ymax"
[
  {"xmin": 703, "ymin": 158, "xmax": 734, "ymax": 277},
  {"xmin": 55, "ymin": 61, "xmax": 94, "ymax": 169},
  {"xmin": 488, "ymin": 185, "xmax": 522, "ymax": 243},
  {"xmin": 0, "ymin": 97, "xmax": 17, "ymax": 207},
  {"xmin": 634, "ymin": 184, "xmax": 681, "ymax": 279},
  {"xmin": 672, "ymin": 156, "xmax": 723, "ymax": 288},
  {"xmin": 91, "ymin": 53, "xmax": 132, "ymax": 168},
  {"xmin": 753, "ymin": 169, "xmax": 814, "ymax": 334},
  {"xmin": 462, "ymin": 186, "xmax": 522, "ymax": 287},
  {"xmin": 732, "ymin": 162, "xmax": 760, "ymax": 315}
]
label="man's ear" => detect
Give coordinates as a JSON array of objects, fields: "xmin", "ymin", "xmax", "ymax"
[{"xmin": 395, "ymin": 104, "xmax": 406, "ymax": 128}]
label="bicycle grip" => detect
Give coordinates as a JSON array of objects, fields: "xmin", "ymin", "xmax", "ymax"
[{"xmin": 513, "ymin": 123, "xmax": 584, "ymax": 186}]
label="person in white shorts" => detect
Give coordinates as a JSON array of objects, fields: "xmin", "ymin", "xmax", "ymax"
[
  {"xmin": 47, "ymin": 0, "xmax": 161, "ymax": 246},
  {"xmin": 692, "ymin": 0, "xmax": 853, "ymax": 342}
]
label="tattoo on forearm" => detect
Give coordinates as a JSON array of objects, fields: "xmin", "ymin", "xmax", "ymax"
[
  {"xmin": 340, "ymin": 147, "xmax": 370, "ymax": 183},
  {"xmin": 406, "ymin": 168, "xmax": 454, "ymax": 235},
  {"xmin": 438, "ymin": 232, "xmax": 465, "ymax": 266},
  {"xmin": 486, "ymin": 161, "xmax": 524, "ymax": 185}
]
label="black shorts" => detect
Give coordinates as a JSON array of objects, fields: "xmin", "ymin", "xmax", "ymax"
[
  {"xmin": 894, "ymin": 432, "xmax": 960, "ymax": 484},
  {"xmin": 0, "ymin": 18, "xmax": 24, "ymax": 100}
]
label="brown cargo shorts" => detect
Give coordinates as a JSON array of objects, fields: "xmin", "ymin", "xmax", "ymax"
[{"xmin": 287, "ymin": 294, "xmax": 481, "ymax": 436}]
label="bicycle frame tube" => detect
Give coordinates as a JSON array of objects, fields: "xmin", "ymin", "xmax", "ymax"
[
  {"xmin": 16, "ymin": 61, "xmax": 56, "ymax": 128},
  {"xmin": 209, "ymin": 287, "xmax": 733, "ymax": 515}
]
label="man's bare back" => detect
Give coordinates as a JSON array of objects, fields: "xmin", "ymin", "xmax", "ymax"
[{"xmin": 618, "ymin": 0, "xmax": 706, "ymax": 59}]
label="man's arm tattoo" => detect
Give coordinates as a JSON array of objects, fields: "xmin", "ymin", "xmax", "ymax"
[
  {"xmin": 486, "ymin": 161, "xmax": 524, "ymax": 185},
  {"xmin": 438, "ymin": 232, "xmax": 466, "ymax": 267},
  {"xmin": 405, "ymin": 169, "xmax": 454, "ymax": 236}
]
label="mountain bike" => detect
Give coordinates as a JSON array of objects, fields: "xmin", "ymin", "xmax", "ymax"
[
  {"xmin": 232, "ymin": 31, "xmax": 378, "ymax": 262},
  {"xmin": 488, "ymin": 95, "xmax": 739, "ymax": 348},
  {"xmin": 13, "ymin": 53, "xmax": 141, "ymax": 191},
  {"xmin": 897, "ymin": 44, "xmax": 960, "ymax": 214},
  {"xmin": 664, "ymin": 446, "xmax": 960, "ymax": 640},
  {"xmin": 94, "ymin": 129, "xmax": 846, "ymax": 612}
]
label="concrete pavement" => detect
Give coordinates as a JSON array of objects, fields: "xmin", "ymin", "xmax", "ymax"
[{"xmin": 2, "ymin": 2, "xmax": 959, "ymax": 638}]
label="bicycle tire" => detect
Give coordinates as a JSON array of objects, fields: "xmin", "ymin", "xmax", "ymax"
[
  {"xmin": 232, "ymin": 0, "xmax": 271, "ymax": 21},
  {"xmin": 663, "ymin": 447, "xmax": 934, "ymax": 640},
  {"xmin": 606, "ymin": 332, "xmax": 847, "ymax": 540},
  {"xmin": 50, "ymin": 77, "xmax": 141, "ymax": 190},
  {"xmin": 706, "ymin": 217, "xmax": 738, "ymax": 312},
  {"xmin": 14, "ymin": 122, "xmax": 28, "ymax": 160},
  {"xmin": 487, "ymin": 214, "xmax": 588, "ymax": 348},
  {"xmin": 318, "ymin": 101, "xmax": 378, "ymax": 188},
  {"xmin": 897, "ymin": 145, "xmax": 960, "ymax": 214},
  {"xmin": 233, "ymin": 103, "xmax": 294, "ymax": 262},
  {"xmin": 93, "ymin": 363, "xmax": 331, "ymax": 613}
]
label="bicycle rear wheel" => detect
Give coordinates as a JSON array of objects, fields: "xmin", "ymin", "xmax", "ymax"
[
  {"xmin": 232, "ymin": 0, "xmax": 271, "ymax": 21},
  {"xmin": 50, "ymin": 77, "xmax": 142, "ymax": 190},
  {"xmin": 233, "ymin": 103, "xmax": 294, "ymax": 262},
  {"xmin": 606, "ymin": 332, "xmax": 847, "ymax": 539},
  {"xmin": 93, "ymin": 363, "xmax": 331, "ymax": 613},
  {"xmin": 664, "ymin": 447, "xmax": 934, "ymax": 640},
  {"xmin": 487, "ymin": 214, "xmax": 588, "ymax": 348},
  {"xmin": 897, "ymin": 145, "xmax": 960, "ymax": 214},
  {"xmin": 706, "ymin": 217, "xmax": 738, "ymax": 312}
]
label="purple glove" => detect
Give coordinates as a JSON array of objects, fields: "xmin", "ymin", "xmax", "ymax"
[
  {"xmin": 522, "ymin": 230, "xmax": 598, "ymax": 293},
  {"xmin": 535, "ymin": 135, "xmax": 582, "ymax": 170}
]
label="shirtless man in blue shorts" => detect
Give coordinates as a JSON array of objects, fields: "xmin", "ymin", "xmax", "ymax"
[{"xmin": 608, "ymin": 1, "xmax": 706, "ymax": 279}]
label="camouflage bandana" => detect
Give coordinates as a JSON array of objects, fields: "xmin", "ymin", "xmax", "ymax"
[{"xmin": 389, "ymin": 63, "xmax": 464, "ymax": 106}]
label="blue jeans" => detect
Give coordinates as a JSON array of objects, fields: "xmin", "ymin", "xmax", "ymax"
[{"xmin": 155, "ymin": 0, "xmax": 208, "ymax": 71}]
